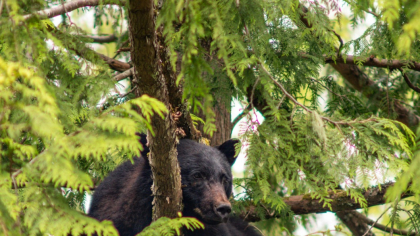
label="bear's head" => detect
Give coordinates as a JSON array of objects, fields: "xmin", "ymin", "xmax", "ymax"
[
  {"xmin": 177, "ymin": 139, "xmax": 239, "ymax": 224},
  {"xmin": 139, "ymin": 134, "xmax": 239, "ymax": 224}
]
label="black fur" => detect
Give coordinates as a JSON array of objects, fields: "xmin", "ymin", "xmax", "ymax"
[{"xmin": 88, "ymin": 137, "xmax": 261, "ymax": 236}]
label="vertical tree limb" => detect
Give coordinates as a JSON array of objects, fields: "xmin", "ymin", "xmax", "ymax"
[{"xmin": 127, "ymin": 0, "xmax": 182, "ymax": 220}]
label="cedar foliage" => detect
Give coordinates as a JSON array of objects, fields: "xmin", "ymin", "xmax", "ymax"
[{"xmin": 1, "ymin": 0, "xmax": 420, "ymax": 235}]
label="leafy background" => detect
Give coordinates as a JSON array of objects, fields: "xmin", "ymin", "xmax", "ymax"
[{"xmin": 2, "ymin": 0, "xmax": 420, "ymax": 235}]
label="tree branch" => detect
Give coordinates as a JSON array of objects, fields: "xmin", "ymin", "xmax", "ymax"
[
  {"xmin": 239, "ymin": 182, "xmax": 412, "ymax": 222},
  {"xmin": 113, "ymin": 68, "xmax": 134, "ymax": 81},
  {"xmin": 231, "ymin": 106, "xmax": 250, "ymax": 128},
  {"xmin": 325, "ymin": 54, "xmax": 420, "ymax": 73},
  {"xmin": 23, "ymin": 0, "xmax": 125, "ymax": 20},
  {"xmin": 84, "ymin": 34, "xmax": 118, "ymax": 43},
  {"xmin": 298, "ymin": 4, "xmax": 420, "ymax": 129},
  {"xmin": 45, "ymin": 25, "xmax": 131, "ymax": 72},
  {"xmin": 352, "ymin": 211, "xmax": 417, "ymax": 236},
  {"xmin": 399, "ymin": 69, "xmax": 420, "ymax": 93},
  {"xmin": 68, "ymin": 37, "xmax": 131, "ymax": 72}
]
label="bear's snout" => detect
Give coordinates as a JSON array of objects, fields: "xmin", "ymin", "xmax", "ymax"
[
  {"xmin": 197, "ymin": 183, "xmax": 232, "ymax": 223},
  {"xmin": 214, "ymin": 203, "xmax": 231, "ymax": 222}
]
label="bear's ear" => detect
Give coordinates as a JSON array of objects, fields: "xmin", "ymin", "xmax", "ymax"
[
  {"xmin": 216, "ymin": 139, "xmax": 240, "ymax": 166},
  {"xmin": 136, "ymin": 133, "xmax": 150, "ymax": 158}
]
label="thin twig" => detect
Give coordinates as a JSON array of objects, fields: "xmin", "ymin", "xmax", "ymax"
[
  {"xmin": 310, "ymin": 77, "xmax": 346, "ymax": 99},
  {"xmin": 23, "ymin": 0, "xmax": 126, "ymax": 20},
  {"xmin": 231, "ymin": 105, "xmax": 251, "ymax": 128},
  {"xmin": 11, "ymin": 156, "xmax": 40, "ymax": 179},
  {"xmin": 362, "ymin": 207, "xmax": 392, "ymax": 236},
  {"xmin": 113, "ymin": 39, "xmax": 130, "ymax": 58},
  {"xmin": 359, "ymin": 6, "xmax": 379, "ymax": 18},
  {"xmin": 250, "ymin": 75, "xmax": 260, "ymax": 110},
  {"xmin": 331, "ymin": 29, "xmax": 343, "ymax": 57},
  {"xmin": 390, "ymin": 198, "xmax": 400, "ymax": 236},
  {"xmin": 259, "ymin": 61, "xmax": 378, "ymax": 134},
  {"xmin": 276, "ymin": 95, "xmax": 286, "ymax": 110},
  {"xmin": 119, "ymin": 85, "xmax": 137, "ymax": 98},
  {"xmin": 353, "ymin": 209, "xmax": 416, "ymax": 236},
  {"xmin": 399, "ymin": 69, "xmax": 420, "ymax": 93},
  {"xmin": 397, "ymin": 208, "xmax": 419, "ymax": 235}
]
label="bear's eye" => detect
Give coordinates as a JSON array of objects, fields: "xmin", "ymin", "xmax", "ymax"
[{"xmin": 193, "ymin": 173, "xmax": 204, "ymax": 179}]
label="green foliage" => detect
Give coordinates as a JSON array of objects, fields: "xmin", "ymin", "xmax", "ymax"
[
  {"xmin": 387, "ymin": 127, "xmax": 420, "ymax": 201},
  {"xmin": 235, "ymin": 110, "xmax": 414, "ymax": 216},
  {"xmin": 2, "ymin": 0, "xmax": 420, "ymax": 235},
  {"xmin": 0, "ymin": 1, "xmax": 167, "ymax": 233},
  {"xmin": 136, "ymin": 213, "xmax": 204, "ymax": 236}
]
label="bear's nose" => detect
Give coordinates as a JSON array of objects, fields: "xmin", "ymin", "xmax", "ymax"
[{"xmin": 215, "ymin": 203, "xmax": 231, "ymax": 221}]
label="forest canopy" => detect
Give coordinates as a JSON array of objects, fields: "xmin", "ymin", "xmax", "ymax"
[{"xmin": 2, "ymin": 0, "xmax": 420, "ymax": 235}]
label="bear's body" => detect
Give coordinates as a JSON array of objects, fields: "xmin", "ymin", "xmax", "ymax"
[{"xmin": 88, "ymin": 137, "xmax": 261, "ymax": 236}]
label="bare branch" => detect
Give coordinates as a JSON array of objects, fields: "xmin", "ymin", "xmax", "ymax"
[
  {"xmin": 399, "ymin": 69, "xmax": 420, "ymax": 93},
  {"xmin": 23, "ymin": 0, "xmax": 125, "ymax": 20},
  {"xmin": 331, "ymin": 30, "xmax": 343, "ymax": 57},
  {"xmin": 240, "ymin": 182, "xmax": 412, "ymax": 222},
  {"xmin": 119, "ymin": 85, "xmax": 137, "ymax": 98},
  {"xmin": 92, "ymin": 51, "xmax": 131, "ymax": 72},
  {"xmin": 231, "ymin": 105, "xmax": 250, "ymax": 128},
  {"xmin": 113, "ymin": 40, "xmax": 130, "ymax": 58},
  {"xmin": 114, "ymin": 68, "xmax": 134, "ymax": 81},
  {"xmin": 70, "ymin": 44, "xmax": 130, "ymax": 72},
  {"xmin": 85, "ymin": 34, "xmax": 118, "ymax": 43}
]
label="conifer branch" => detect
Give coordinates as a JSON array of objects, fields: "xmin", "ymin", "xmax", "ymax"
[
  {"xmin": 240, "ymin": 182, "xmax": 412, "ymax": 221},
  {"xmin": 324, "ymin": 54, "xmax": 420, "ymax": 73},
  {"xmin": 259, "ymin": 61, "xmax": 376, "ymax": 130},
  {"xmin": 297, "ymin": 4, "xmax": 420, "ymax": 129},
  {"xmin": 45, "ymin": 24, "xmax": 131, "ymax": 72},
  {"xmin": 296, "ymin": 52, "xmax": 420, "ymax": 73},
  {"xmin": 23, "ymin": 0, "xmax": 125, "ymax": 20}
]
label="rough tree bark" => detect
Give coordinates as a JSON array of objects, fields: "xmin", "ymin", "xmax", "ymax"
[
  {"xmin": 197, "ymin": 99, "xmax": 234, "ymax": 146},
  {"xmin": 127, "ymin": 0, "xmax": 182, "ymax": 220}
]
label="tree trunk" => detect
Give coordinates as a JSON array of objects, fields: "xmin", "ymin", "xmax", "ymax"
[
  {"xmin": 127, "ymin": 0, "xmax": 182, "ymax": 220},
  {"xmin": 198, "ymin": 99, "xmax": 234, "ymax": 146}
]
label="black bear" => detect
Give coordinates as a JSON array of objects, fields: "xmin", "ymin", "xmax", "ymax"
[{"xmin": 88, "ymin": 134, "xmax": 261, "ymax": 236}]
